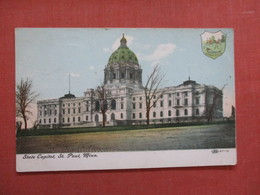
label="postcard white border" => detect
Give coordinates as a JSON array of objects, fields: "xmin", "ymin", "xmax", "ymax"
[{"xmin": 17, "ymin": 149, "xmax": 236, "ymax": 172}]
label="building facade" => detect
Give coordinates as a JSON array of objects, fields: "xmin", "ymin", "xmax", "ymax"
[{"xmin": 37, "ymin": 35, "xmax": 223, "ymax": 129}]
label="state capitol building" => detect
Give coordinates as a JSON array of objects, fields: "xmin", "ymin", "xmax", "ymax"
[{"xmin": 37, "ymin": 35, "xmax": 223, "ymax": 129}]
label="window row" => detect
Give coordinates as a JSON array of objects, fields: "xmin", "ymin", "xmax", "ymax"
[
  {"xmin": 39, "ymin": 110, "xmax": 58, "ymax": 116},
  {"xmin": 94, "ymin": 113, "xmax": 123, "ymax": 122},
  {"xmin": 62, "ymin": 102, "xmax": 82, "ymax": 107},
  {"xmin": 95, "ymin": 99, "xmax": 116, "ymax": 111},
  {"xmin": 62, "ymin": 108, "xmax": 81, "ymax": 114}
]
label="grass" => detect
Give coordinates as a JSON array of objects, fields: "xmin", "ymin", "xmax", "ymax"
[
  {"xmin": 16, "ymin": 120, "xmax": 235, "ymax": 137},
  {"xmin": 16, "ymin": 123, "xmax": 236, "ymax": 154}
]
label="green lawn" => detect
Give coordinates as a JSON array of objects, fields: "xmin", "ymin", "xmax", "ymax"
[{"xmin": 17, "ymin": 123, "xmax": 236, "ymax": 154}]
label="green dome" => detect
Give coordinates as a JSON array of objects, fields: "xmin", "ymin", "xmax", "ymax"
[
  {"xmin": 108, "ymin": 34, "xmax": 139, "ymax": 65},
  {"xmin": 108, "ymin": 47, "xmax": 139, "ymax": 64}
]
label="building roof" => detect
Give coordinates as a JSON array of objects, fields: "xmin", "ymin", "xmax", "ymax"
[{"xmin": 59, "ymin": 93, "xmax": 76, "ymax": 99}]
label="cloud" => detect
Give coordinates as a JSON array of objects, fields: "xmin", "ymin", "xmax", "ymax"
[
  {"xmin": 70, "ymin": 73, "xmax": 80, "ymax": 77},
  {"xmin": 103, "ymin": 35, "xmax": 134, "ymax": 54},
  {"xmin": 142, "ymin": 43, "xmax": 176, "ymax": 62},
  {"xmin": 66, "ymin": 73, "xmax": 80, "ymax": 77},
  {"xmin": 103, "ymin": 48, "xmax": 111, "ymax": 53}
]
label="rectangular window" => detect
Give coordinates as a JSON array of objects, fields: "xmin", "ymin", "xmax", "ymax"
[
  {"xmin": 177, "ymin": 99, "xmax": 180, "ymax": 106},
  {"xmin": 78, "ymin": 117, "xmax": 81, "ymax": 122},
  {"xmin": 184, "ymin": 91, "xmax": 188, "ymax": 96},
  {"xmin": 168, "ymin": 100, "xmax": 172, "ymax": 106},
  {"xmin": 177, "ymin": 92, "xmax": 179, "ymax": 96},
  {"xmin": 169, "ymin": 94, "xmax": 171, "ymax": 97},
  {"xmin": 121, "ymin": 103, "xmax": 124, "ymax": 109},
  {"xmin": 139, "ymin": 103, "xmax": 142, "ymax": 109},
  {"xmin": 121, "ymin": 73, "xmax": 125, "ymax": 79},
  {"xmin": 68, "ymin": 108, "xmax": 70, "ymax": 114},
  {"xmin": 63, "ymin": 109, "xmax": 65, "ymax": 114},
  {"xmin": 78, "ymin": 108, "xmax": 81, "ymax": 113},
  {"xmin": 153, "ymin": 102, "xmax": 156, "ymax": 108},
  {"xmin": 133, "ymin": 97, "xmax": 135, "ymax": 101},
  {"xmin": 139, "ymin": 97, "xmax": 142, "ymax": 100},
  {"xmin": 86, "ymin": 106, "xmax": 89, "ymax": 112},
  {"xmin": 133, "ymin": 103, "xmax": 136, "ymax": 109},
  {"xmin": 160, "ymin": 101, "xmax": 163, "ymax": 107},
  {"xmin": 185, "ymin": 99, "xmax": 188, "ymax": 105},
  {"xmin": 195, "ymin": 97, "xmax": 200, "ymax": 105},
  {"xmin": 73, "ymin": 108, "xmax": 76, "ymax": 114},
  {"xmin": 55, "ymin": 110, "xmax": 57, "ymax": 115},
  {"xmin": 54, "ymin": 118, "xmax": 56, "ymax": 123},
  {"xmin": 49, "ymin": 118, "xmax": 51, "ymax": 123}
]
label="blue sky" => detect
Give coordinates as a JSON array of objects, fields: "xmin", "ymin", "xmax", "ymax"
[{"xmin": 16, "ymin": 28, "xmax": 235, "ymax": 117}]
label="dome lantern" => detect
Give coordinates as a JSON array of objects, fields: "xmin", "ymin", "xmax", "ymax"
[{"xmin": 120, "ymin": 34, "xmax": 127, "ymax": 48}]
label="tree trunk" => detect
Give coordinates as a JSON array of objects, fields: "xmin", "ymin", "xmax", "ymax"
[
  {"xmin": 146, "ymin": 109, "xmax": 150, "ymax": 125},
  {"xmin": 102, "ymin": 113, "xmax": 106, "ymax": 127},
  {"xmin": 23, "ymin": 114, "xmax": 27, "ymax": 130}
]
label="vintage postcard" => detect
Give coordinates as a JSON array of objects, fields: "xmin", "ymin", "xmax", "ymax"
[{"xmin": 16, "ymin": 28, "xmax": 236, "ymax": 172}]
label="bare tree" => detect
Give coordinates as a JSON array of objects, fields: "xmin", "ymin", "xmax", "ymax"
[
  {"xmin": 144, "ymin": 64, "xmax": 168, "ymax": 125},
  {"xmin": 94, "ymin": 82, "xmax": 109, "ymax": 127},
  {"xmin": 16, "ymin": 78, "xmax": 39, "ymax": 130}
]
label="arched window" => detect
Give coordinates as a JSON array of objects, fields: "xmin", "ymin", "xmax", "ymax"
[
  {"xmin": 95, "ymin": 101, "xmax": 100, "ymax": 111},
  {"xmin": 111, "ymin": 99, "xmax": 116, "ymax": 110},
  {"xmin": 196, "ymin": 108, "xmax": 200, "ymax": 115},
  {"xmin": 153, "ymin": 112, "xmax": 156, "ymax": 118},
  {"xmin": 132, "ymin": 113, "xmax": 135, "ymax": 119},
  {"xmin": 160, "ymin": 111, "xmax": 163, "ymax": 117},
  {"xmin": 184, "ymin": 109, "xmax": 188, "ymax": 115},
  {"xmin": 168, "ymin": 110, "xmax": 171, "ymax": 116},
  {"xmin": 176, "ymin": 109, "xmax": 179, "ymax": 116},
  {"xmin": 95, "ymin": 114, "xmax": 99, "ymax": 122},
  {"xmin": 111, "ymin": 113, "xmax": 115, "ymax": 120}
]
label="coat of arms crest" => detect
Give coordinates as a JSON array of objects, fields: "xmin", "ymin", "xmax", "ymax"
[{"xmin": 201, "ymin": 31, "xmax": 226, "ymax": 59}]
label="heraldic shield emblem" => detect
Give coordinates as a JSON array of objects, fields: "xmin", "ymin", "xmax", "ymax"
[{"xmin": 201, "ymin": 31, "xmax": 226, "ymax": 59}]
